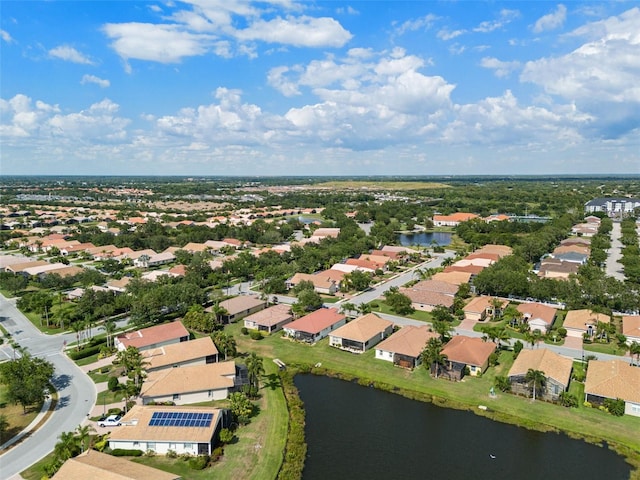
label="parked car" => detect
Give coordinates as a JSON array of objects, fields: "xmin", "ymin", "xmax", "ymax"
[{"xmin": 98, "ymin": 414, "xmax": 122, "ymax": 427}]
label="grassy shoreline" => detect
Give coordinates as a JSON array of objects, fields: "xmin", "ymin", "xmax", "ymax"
[{"xmin": 229, "ymin": 323, "xmax": 640, "ymax": 479}]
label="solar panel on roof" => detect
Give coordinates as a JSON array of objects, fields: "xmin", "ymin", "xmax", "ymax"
[{"xmin": 149, "ymin": 411, "xmax": 214, "ymax": 428}]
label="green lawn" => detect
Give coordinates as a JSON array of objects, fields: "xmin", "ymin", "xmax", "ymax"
[
  {"xmin": 224, "ymin": 322, "xmax": 640, "ymax": 462},
  {"xmin": 371, "ymin": 302, "xmax": 433, "ymax": 322},
  {"xmin": 584, "ymin": 342, "xmax": 628, "ymax": 356}
]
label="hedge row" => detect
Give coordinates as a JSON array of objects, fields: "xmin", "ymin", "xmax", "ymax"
[
  {"xmin": 68, "ymin": 344, "xmax": 102, "ymax": 360},
  {"xmin": 276, "ymin": 369, "xmax": 307, "ymax": 480},
  {"xmin": 111, "ymin": 448, "xmax": 143, "ymax": 457}
]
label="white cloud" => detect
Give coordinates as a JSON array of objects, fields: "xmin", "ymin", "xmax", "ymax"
[
  {"xmin": 394, "ymin": 14, "xmax": 439, "ymax": 35},
  {"xmin": 474, "ymin": 9, "xmax": 520, "ymax": 33},
  {"xmin": 235, "ymin": 16, "xmax": 352, "ymax": 47},
  {"xmin": 81, "ymin": 74, "xmax": 110, "ymax": 88},
  {"xmin": 533, "ymin": 4, "xmax": 567, "ymax": 33},
  {"xmin": 522, "ymin": 7, "xmax": 640, "ymax": 138},
  {"xmin": 437, "ymin": 28, "xmax": 465, "ymax": 41},
  {"xmin": 103, "ymin": 23, "xmax": 215, "ymax": 63},
  {"xmin": 49, "ymin": 45, "xmax": 95, "ymax": 64},
  {"xmin": 1, "ymin": 94, "xmax": 129, "ymax": 144},
  {"xmin": 1, "ymin": 29, "xmax": 14, "ymax": 43},
  {"xmin": 480, "ymin": 57, "xmax": 521, "ymax": 78}
]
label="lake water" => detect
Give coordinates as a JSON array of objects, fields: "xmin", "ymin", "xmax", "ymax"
[
  {"xmin": 296, "ymin": 375, "xmax": 631, "ymax": 480},
  {"xmin": 398, "ymin": 231, "xmax": 452, "ymax": 246}
]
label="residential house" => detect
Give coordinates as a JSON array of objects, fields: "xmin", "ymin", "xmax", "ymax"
[
  {"xmin": 134, "ymin": 251, "xmax": 176, "ymax": 268},
  {"xmin": 243, "ymin": 304, "xmax": 293, "ymax": 333},
  {"xmin": 516, "ymin": 302, "xmax": 557, "ymax": 333},
  {"xmin": 399, "ymin": 279, "xmax": 457, "ymax": 312},
  {"xmin": 216, "ymin": 296, "xmax": 266, "ymax": 324},
  {"xmin": 439, "ymin": 336, "xmax": 496, "ymax": 380},
  {"xmin": 4, "ymin": 260, "xmax": 50, "ymax": 274},
  {"xmin": 584, "ymin": 360, "xmax": 640, "ymax": 417},
  {"xmin": 115, "ymin": 321, "xmax": 190, "ymax": 352},
  {"xmin": 375, "ymin": 325, "xmax": 438, "ymax": 368},
  {"xmin": 142, "ymin": 336, "xmax": 219, "ymax": 373},
  {"xmin": 329, "ymin": 313, "xmax": 394, "ymax": 353},
  {"xmin": 287, "ymin": 272, "xmax": 339, "ymax": 295},
  {"xmin": 622, "ymin": 315, "xmax": 640, "ymax": 346},
  {"xmin": 563, "ymin": 309, "xmax": 611, "ymax": 339},
  {"xmin": 59, "ymin": 242, "xmax": 96, "ymax": 256},
  {"xmin": 345, "ymin": 257, "xmax": 383, "ymax": 272},
  {"xmin": 537, "ymin": 258, "xmax": 580, "ymax": 280},
  {"xmin": 140, "ymin": 362, "xmax": 237, "ymax": 404},
  {"xmin": 23, "ymin": 264, "xmax": 84, "ymax": 279},
  {"xmin": 463, "ymin": 296, "xmax": 507, "ymax": 322},
  {"xmin": 0, "ymin": 255, "xmax": 33, "ymax": 272},
  {"xmin": 283, "ymin": 308, "xmax": 347, "ymax": 343},
  {"xmin": 51, "ymin": 450, "xmax": 180, "ymax": 480},
  {"xmin": 310, "ymin": 227, "xmax": 340, "ymax": 239},
  {"xmin": 108, "ymin": 405, "xmax": 226, "ymax": 455},
  {"xmin": 430, "ymin": 271, "xmax": 472, "ymax": 287},
  {"xmin": 507, "ymin": 349, "xmax": 573, "ymax": 402},
  {"xmin": 106, "ymin": 277, "xmax": 131, "ymax": 294},
  {"xmin": 432, "ymin": 213, "xmax": 479, "ymax": 227}
]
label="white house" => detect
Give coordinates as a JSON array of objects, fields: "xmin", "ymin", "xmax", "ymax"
[
  {"xmin": 108, "ymin": 405, "xmax": 226, "ymax": 456},
  {"xmin": 140, "ymin": 362, "xmax": 237, "ymax": 405}
]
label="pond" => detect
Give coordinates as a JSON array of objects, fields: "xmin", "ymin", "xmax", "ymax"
[
  {"xmin": 296, "ymin": 374, "xmax": 631, "ymax": 480},
  {"xmin": 398, "ymin": 231, "xmax": 452, "ymax": 246}
]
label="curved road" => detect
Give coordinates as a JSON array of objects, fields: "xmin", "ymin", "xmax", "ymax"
[{"xmin": 0, "ymin": 295, "xmax": 97, "ymax": 480}]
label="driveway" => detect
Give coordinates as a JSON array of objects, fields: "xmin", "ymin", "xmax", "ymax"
[{"xmin": 0, "ymin": 295, "xmax": 98, "ymax": 479}]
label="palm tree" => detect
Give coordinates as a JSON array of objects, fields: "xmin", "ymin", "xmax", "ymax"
[
  {"xmin": 340, "ymin": 302, "xmax": 356, "ymax": 318},
  {"xmin": 420, "ymin": 338, "xmax": 448, "ymax": 379},
  {"xmin": 432, "ymin": 320, "xmax": 453, "ymax": 342},
  {"xmin": 71, "ymin": 320, "xmax": 84, "ymax": 351},
  {"xmin": 629, "ymin": 342, "xmax": 640, "ymax": 366},
  {"xmin": 525, "ymin": 369, "xmax": 546, "ymax": 401},
  {"xmin": 490, "ymin": 298, "xmax": 504, "ymax": 320},
  {"xmin": 104, "ymin": 320, "xmax": 116, "ymax": 349},
  {"xmin": 357, "ymin": 303, "xmax": 372, "ymax": 316},
  {"xmin": 53, "ymin": 430, "xmax": 80, "ymax": 462},
  {"xmin": 245, "ymin": 352, "xmax": 265, "ymax": 393},
  {"xmin": 525, "ymin": 329, "xmax": 542, "ymax": 349},
  {"xmin": 75, "ymin": 423, "xmax": 95, "ymax": 453},
  {"xmin": 211, "ymin": 331, "xmax": 236, "ymax": 360}
]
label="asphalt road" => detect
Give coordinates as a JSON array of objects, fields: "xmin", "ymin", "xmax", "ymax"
[
  {"xmin": 0, "ymin": 295, "xmax": 98, "ymax": 480},
  {"xmin": 605, "ymin": 221, "xmax": 625, "ymax": 281}
]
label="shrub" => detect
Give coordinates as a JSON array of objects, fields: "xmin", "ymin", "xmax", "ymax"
[
  {"xmin": 68, "ymin": 344, "xmax": 102, "ymax": 360},
  {"xmin": 111, "ymin": 449, "xmax": 143, "ymax": 457},
  {"xmin": 219, "ymin": 428, "xmax": 234, "ymax": 444},
  {"xmin": 241, "ymin": 327, "xmax": 249, "ymax": 335},
  {"xmin": 249, "ymin": 330, "xmax": 263, "ymax": 340},
  {"xmin": 188, "ymin": 455, "xmax": 209, "ymax": 470},
  {"xmin": 604, "ymin": 398, "xmax": 625, "ymax": 417},
  {"xmin": 180, "ymin": 452, "xmax": 192, "ymax": 461},
  {"xmin": 494, "ymin": 375, "xmax": 511, "ymax": 392},
  {"xmin": 488, "ymin": 352, "xmax": 499, "ymax": 367},
  {"xmin": 107, "ymin": 376, "xmax": 120, "ymax": 392},
  {"xmin": 369, "ymin": 302, "xmax": 379, "ymax": 308},
  {"xmin": 145, "ymin": 449, "xmax": 156, "ymax": 457},
  {"xmin": 166, "ymin": 449, "xmax": 178, "ymax": 458},
  {"xmin": 100, "ymin": 366, "xmax": 110, "ymax": 374},
  {"xmin": 211, "ymin": 446, "xmax": 224, "ymax": 462}
]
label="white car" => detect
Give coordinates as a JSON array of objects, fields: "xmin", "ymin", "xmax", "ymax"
[{"xmin": 98, "ymin": 414, "xmax": 122, "ymax": 427}]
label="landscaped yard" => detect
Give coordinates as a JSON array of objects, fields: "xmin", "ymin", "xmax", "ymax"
[{"xmin": 0, "ymin": 384, "xmax": 40, "ymax": 446}]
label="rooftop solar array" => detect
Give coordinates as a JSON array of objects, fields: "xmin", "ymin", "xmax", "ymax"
[{"xmin": 148, "ymin": 411, "xmax": 213, "ymax": 428}]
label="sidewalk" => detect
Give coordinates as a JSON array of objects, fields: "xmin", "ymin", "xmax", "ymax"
[
  {"xmin": 79, "ymin": 354, "xmax": 116, "ymax": 374},
  {"xmin": 0, "ymin": 396, "xmax": 53, "ymax": 452}
]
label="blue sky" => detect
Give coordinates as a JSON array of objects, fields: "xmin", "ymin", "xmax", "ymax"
[{"xmin": 1, "ymin": 1, "xmax": 639, "ymax": 176}]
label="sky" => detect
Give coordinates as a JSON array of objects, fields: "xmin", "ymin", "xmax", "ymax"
[{"xmin": 1, "ymin": 1, "xmax": 639, "ymax": 177}]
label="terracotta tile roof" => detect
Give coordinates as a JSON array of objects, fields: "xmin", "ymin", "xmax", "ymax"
[
  {"xmin": 141, "ymin": 362, "xmax": 235, "ymax": 398},
  {"xmin": 622, "ymin": 315, "xmax": 640, "ymax": 340},
  {"xmin": 508, "ymin": 349, "xmax": 572, "ymax": 387},
  {"xmin": 330, "ymin": 313, "xmax": 393, "ymax": 342},
  {"xmin": 516, "ymin": 302, "xmax": 557, "ymax": 326},
  {"xmin": 585, "ymin": 360, "xmax": 640, "ymax": 403},
  {"xmin": 218, "ymin": 296, "xmax": 266, "ymax": 316},
  {"xmin": 142, "ymin": 336, "xmax": 218, "ymax": 370},
  {"xmin": 563, "ymin": 309, "xmax": 610, "ymax": 331},
  {"xmin": 5, "ymin": 260, "xmax": 50, "ymax": 272},
  {"xmin": 400, "ymin": 287, "xmax": 455, "ymax": 308},
  {"xmin": 433, "ymin": 213, "xmax": 479, "ymax": 223},
  {"xmin": 376, "ymin": 325, "xmax": 438, "ymax": 358},
  {"xmin": 431, "ymin": 271, "xmax": 472, "ymax": 286},
  {"xmin": 474, "ymin": 244, "xmax": 513, "ymax": 257},
  {"xmin": 464, "ymin": 296, "xmax": 507, "ymax": 314},
  {"xmin": 289, "ymin": 272, "xmax": 337, "ymax": 290},
  {"xmin": 443, "ymin": 264, "xmax": 485, "ymax": 275},
  {"xmin": 244, "ymin": 304, "xmax": 293, "ymax": 327},
  {"xmin": 285, "ymin": 308, "xmax": 346, "ymax": 335},
  {"xmin": 108, "ymin": 405, "xmax": 222, "ymax": 443},
  {"xmin": 411, "ymin": 279, "xmax": 459, "ymax": 295},
  {"xmin": 51, "ymin": 450, "xmax": 180, "ymax": 480},
  {"xmin": 117, "ymin": 321, "xmax": 189, "ymax": 350},
  {"xmin": 441, "ymin": 336, "xmax": 496, "ymax": 367},
  {"xmin": 345, "ymin": 258, "xmax": 379, "ymax": 271}
]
